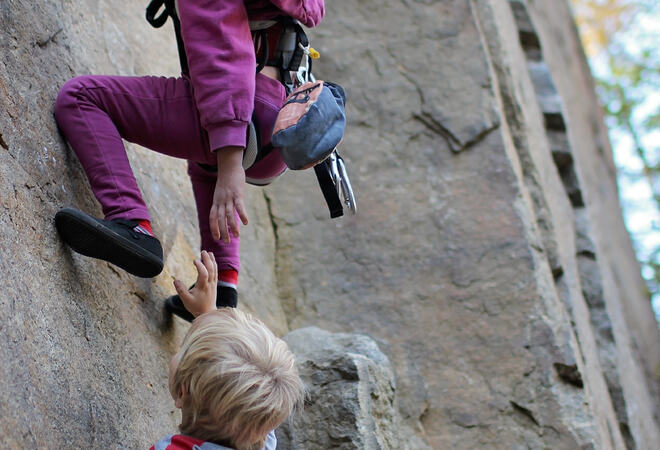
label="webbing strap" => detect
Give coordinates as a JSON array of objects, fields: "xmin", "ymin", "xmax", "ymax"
[
  {"xmin": 314, "ymin": 161, "xmax": 344, "ymax": 218},
  {"xmin": 146, "ymin": 0, "xmax": 189, "ymax": 73},
  {"xmin": 254, "ymin": 29, "xmax": 269, "ymax": 74}
]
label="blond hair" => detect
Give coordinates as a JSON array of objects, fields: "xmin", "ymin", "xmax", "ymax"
[{"xmin": 171, "ymin": 308, "xmax": 304, "ymax": 450}]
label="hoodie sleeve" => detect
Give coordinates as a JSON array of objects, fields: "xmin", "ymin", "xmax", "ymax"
[
  {"xmin": 270, "ymin": 0, "xmax": 325, "ymax": 27},
  {"xmin": 177, "ymin": 0, "xmax": 256, "ymax": 151}
]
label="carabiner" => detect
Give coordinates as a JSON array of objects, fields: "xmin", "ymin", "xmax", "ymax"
[
  {"xmin": 336, "ymin": 155, "xmax": 357, "ymax": 215},
  {"xmin": 295, "ymin": 43, "xmax": 317, "ymax": 85},
  {"xmin": 328, "ymin": 151, "xmax": 357, "ymax": 215}
]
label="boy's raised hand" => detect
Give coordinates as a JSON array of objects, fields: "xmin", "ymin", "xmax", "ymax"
[{"xmin": 173, "ymin": 251, "xmax": 218, "ymax": 318}]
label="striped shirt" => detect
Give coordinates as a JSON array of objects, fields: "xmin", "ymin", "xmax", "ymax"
[{"xmin": 150, "ymin": 431, "xmax": 277, "ymax": 450}]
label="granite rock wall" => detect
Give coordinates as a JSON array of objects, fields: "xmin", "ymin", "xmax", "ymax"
[
  {"xmin": 1, "ymin": 0, "xmax": 658, "ymax": 448},
  {"xmin": 278, "ymin": 327, "xmax": 425, "ymax": 450}
]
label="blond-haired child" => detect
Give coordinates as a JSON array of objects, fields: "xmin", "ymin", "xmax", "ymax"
[{"xmin": 152, "ymin": 251, "xmax": 304, "ymax": 450}]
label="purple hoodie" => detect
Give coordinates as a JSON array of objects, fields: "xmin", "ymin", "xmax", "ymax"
[{"xmin": 177, "ymin": 0, "xmax": 325, "ymax": 152}]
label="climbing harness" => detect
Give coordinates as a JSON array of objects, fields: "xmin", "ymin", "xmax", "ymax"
[{"xmin": 145, "ymin": 0, "xmax": 356, "ymax": 218}]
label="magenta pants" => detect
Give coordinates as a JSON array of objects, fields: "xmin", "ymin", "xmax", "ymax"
[{"xmin": 54, "ymin": 73, "xmax": 287, "ymax": 273}]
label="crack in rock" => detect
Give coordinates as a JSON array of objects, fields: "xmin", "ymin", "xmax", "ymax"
[
  {"xmin": 553, "ymin": 363, "xmax": 584, "ymax": 388},
  {"xmin": 37, "ymin": 27, "xmax": 63, "ymax": 47},
  {"xmin": 510, "ymin": 401, "xmax": 540, "ymax": 427},
  {"xmin": 414, "ymin": 111, "xmax": 500, "ymax": 153},
  {"xmin": 401, "ymin": 69, "xmax": 500, "ymax": 153}
]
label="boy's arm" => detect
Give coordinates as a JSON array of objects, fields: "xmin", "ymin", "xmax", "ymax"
[{"xmin": 173, "ymin": 251, "xmax": 218, "ymax": 318}]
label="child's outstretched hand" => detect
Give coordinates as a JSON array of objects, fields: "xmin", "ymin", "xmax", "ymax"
[{"xmin": 173, "ymin": 251, "xmax": 218, "ymax": 318}]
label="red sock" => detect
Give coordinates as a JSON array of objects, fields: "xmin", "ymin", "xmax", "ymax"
[
  {"xmin": 218, "ymin": 269, "xmax": 238, "ymax": 289},
  {"xmin": 134, "ymin": 219, "xmax": 153, "ymax": 236}
]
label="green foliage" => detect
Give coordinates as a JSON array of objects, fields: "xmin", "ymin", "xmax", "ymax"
[{"xmin": 571, "ymin": 0, "xmax": 660, "ymax": 302}]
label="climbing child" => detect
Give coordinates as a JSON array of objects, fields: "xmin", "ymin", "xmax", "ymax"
[
  {"xmin": 53, "ymin": 0, "xmax": 325, "ymax": 320},
  {"xmin": 160, "ymin": 250, "xmax": 304, "ymax": 450}
]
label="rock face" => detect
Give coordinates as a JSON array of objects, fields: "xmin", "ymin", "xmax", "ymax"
[
  {"xmin": 1, "ymin": 0, "xmax": 658, "ymax": 449},
  {"xmin": 277, "ymin": 327, "xmax": 425, "ymax": 450}
]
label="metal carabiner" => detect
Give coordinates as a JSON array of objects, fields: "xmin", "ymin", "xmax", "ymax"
[
  {"xmin": 295, "ymin": 43, "xmax": 316, "ymax": 86},
  {"xmin": 329, "ymin": 152, "xmax": 339, "ymax": 188},
  {"xmin": 328, "ymin": 151, "xmax": 357, "ymax": 215},
  {"xmin": 336, "ymin": 155, "xmax": 357, "ymax": 215}
]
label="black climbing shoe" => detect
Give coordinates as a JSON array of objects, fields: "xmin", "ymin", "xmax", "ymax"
[
  {"xmin": 165, "ymin": 285, "xmax": 238, "ymax": 322},
  {"xmin": 55, "ymin": 207, "xmax": 164, "ymax": 278}
]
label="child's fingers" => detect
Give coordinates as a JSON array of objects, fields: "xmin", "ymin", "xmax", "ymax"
[
  {"xmin": 227, "ymin": 204, "xmax": 239, "ymax": 239},
  {"xmin": 174, "ymin": 280, "xmax": 194, "ymax": 305},
  {"xmin": 210, "ymin": 206, "xmax": 229, "ymax": 243},
  {"xmin": 221, "ymin": 216, "xmax": 230, "ymax": 243},
  {"xmin": 209, "ymin": 205, "xmax": 221, "ymax": 241},
  {"xmin": 236, "ymin": 199, "xmax": 249, "ymax": 226},
  {"xmin": 194, "ymin": 259, "xmax": 209, "ymax": 288},
  {"xmin": 201, "ymin": 251, "xmax": 215, "ymax": 283},
  {"xmin": 218, "ymin": 206, "xmax": 230, "ymax": 244},
  {"xmin": 209, "ymin": 252, "xmax": 218, "ymax": 282}
]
